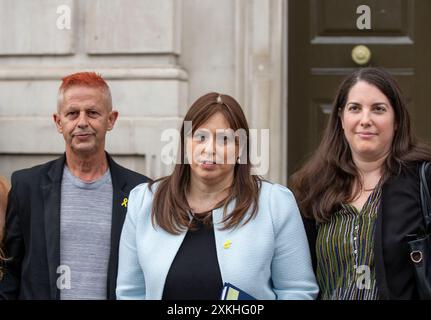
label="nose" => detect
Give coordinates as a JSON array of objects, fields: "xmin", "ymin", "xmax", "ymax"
[
  {"xmin": 360, "ymin": 109, "xmax": 372, "ymax": 127},
  {"xmin": 77, "ymin": 111, "xmax": 89, "ymax": 128},
  {"xmin": 203, "ymin": 135, "xmax": 216, "ymax": 156}
]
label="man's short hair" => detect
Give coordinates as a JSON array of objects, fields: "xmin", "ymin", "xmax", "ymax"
[{"xmin": 57, "ymin": 72, "xmax": 113, "ymax": 112}]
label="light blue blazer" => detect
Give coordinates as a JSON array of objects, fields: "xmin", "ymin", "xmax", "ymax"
[{"xmin": 116, "ymin": 181, "xmax": 319, "ymax": 300}]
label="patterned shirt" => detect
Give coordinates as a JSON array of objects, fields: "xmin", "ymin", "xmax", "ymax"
[{"xmin": 315, "ymin": 187, "xmax": 381, "ymax": 300}]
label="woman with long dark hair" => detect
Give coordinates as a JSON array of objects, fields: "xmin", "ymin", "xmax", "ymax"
[
  {"xmin": 116, "ymin": 92, "xmax": 318, "ymax": 300},
  {"xmin": 291, "ymin": 67, "xmax": 431, "ymax": 299}
]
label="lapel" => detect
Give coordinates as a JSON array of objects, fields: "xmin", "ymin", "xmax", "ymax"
[
  {"xmin": 211, "ymin": 200, "xmax": 236, "ymax": 285},
  {"xmin": 152, "ymin": 228, "xmax": 188, "ymax": 299},
  {"xmin": 134, "ymin": 181, "xmax": 189, "ymax": 299},
  {"xmin": 106, "ymin": 154, "xmax": 129, "ymax": 299},
  {"xmin": 41, "ymin": 155, "xmax": 66, "ymax": 300},
  {"xmin": 374, "ymin": 182, "xmax": 390, "ymax": 300}
]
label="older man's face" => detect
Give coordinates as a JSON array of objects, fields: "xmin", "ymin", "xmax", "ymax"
[{"xmin": 53, "ymin": 86, "xmax": 118, "ymax": 156}]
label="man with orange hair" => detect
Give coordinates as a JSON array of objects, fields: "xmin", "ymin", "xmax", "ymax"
[{"xmin": 0, "ymin": 72, "xmax": 149, "ymax": 299}]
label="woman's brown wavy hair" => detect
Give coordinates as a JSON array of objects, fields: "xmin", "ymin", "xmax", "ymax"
[
  {"xmin": 290, "ymin": 67, "xmax": 431, "ymax": 222},
  {"xmin": 149, "ymin": 92, "xmax": 262, "ymax": 234},
  {"xmin": 0, "ymin": 176, "xmax": 10, "ymax": 278}
]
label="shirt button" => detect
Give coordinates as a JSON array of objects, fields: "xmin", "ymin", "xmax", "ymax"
[
  {"xmin": 353, "ymin": 237, "xmax": 357, "ymax": 241},
  {"xmin": 355, "ymin": 226, "xmax": 359, "ymax": 230},
  {"xmin": 354, "ymin": 250, "xmax": 358, "ymax": 254}
]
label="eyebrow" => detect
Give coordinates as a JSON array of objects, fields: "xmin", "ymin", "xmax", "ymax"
[
  {"xmin": 63, "ymin": 106, "xmax": 78, "ymax": 112},
  {"xmin": 346, "ymin": 101, "xmax": 389, "ymax": 106},
  {"xmin": 193, "ymin": 129, "xmax": 210, "ymax": 135},
  {"xmin": 64, "ymin": 105, "xmax": 100, "ymax": 111}
]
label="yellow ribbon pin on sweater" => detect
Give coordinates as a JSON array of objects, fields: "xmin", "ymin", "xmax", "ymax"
[{"xmin": 121, "ymin": 198, "xmax": 128, "ymax": 208}]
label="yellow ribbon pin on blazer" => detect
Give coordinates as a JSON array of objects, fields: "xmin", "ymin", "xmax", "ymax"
[
  {"xmin": 121, "ymin": 198, "xmax": 128, "ymax": 208},
  {"xmin": 223, "ymin": 240, "xmax": 232, "ymax": 249}
]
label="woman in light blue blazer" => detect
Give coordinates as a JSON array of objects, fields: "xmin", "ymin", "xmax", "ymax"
[{"xmin": 116, "ymin": 92, "xmax": 318, "ymax": 300}]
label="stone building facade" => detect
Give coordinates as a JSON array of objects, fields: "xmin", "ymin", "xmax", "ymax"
[{"xmin": 0, "ymin": 0, "xmax": 287, "ymax": 184}]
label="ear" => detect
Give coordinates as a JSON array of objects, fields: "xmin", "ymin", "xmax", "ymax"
[
  {"xmin": 53, "ymin": 113, "xmax": 63, "ymax": 134},
  {"xmin": 107, "ymin": 110, "xmax": 119, "ymax": 131}
]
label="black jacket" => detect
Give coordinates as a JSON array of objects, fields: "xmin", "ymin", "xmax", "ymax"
[
  {"xmin": 0, "ymin": 153, "xmax": 149, "ymax": 300},
  {"xmin": 303, "ymin": 163, "xmax": 429, "ymax": 300}
]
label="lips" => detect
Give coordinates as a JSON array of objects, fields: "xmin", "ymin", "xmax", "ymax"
[
  {"xmin": 73, "ymin": 132, "xmax": 93, "ymax": 137},
  {"xmin": 356, "ymin": 132, "xmax": 377, "ymax": 138},
  {"xmin": 72, "ymin": 132, "xmax": 94, "ymax": 141},
  {"xmin": 198, "ymin": 159, "xmax": 217, "ymax": 170},
  {"xmin": 199, "ymin": 160, "xmax": 216, "ymax": 164}
]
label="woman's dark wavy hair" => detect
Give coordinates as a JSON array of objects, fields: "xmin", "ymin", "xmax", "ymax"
[
  {"xmin": 290, "ymin": 67, "xmax": 431, "ymax": 222},
  {"xmin": 0, "ymin": 246, "xmax": 6, "ymax": 279},
  {"xmin": 149, "ymin": 92, "xmax": 262, "ymax": 234}
]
